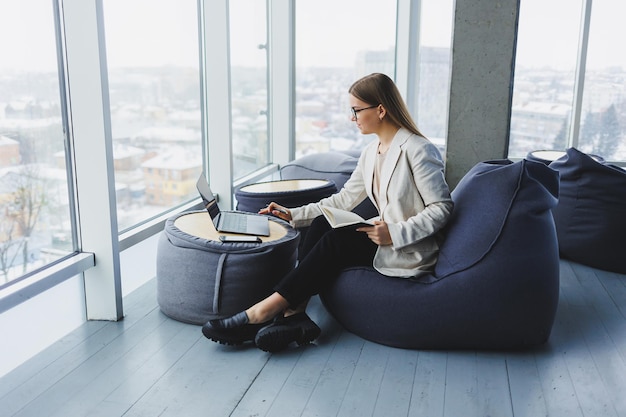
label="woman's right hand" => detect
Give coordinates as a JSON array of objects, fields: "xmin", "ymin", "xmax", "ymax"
[{"xmin": 259, "ymin": 202, "xmax": 292, "ymax": 221}]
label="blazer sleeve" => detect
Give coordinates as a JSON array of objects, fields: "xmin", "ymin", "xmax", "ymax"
[
  {"xmin": 386, "ymin": 141, "xmax": 453, "ymax": 249},
  {"xmin": 290, "ymin": 146, "xmax": 374, "ymax": 229}
]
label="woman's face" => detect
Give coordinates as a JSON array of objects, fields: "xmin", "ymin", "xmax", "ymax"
[{"xmin": 349, "ymin": 94, "xmax": 379, "ymax": 135}]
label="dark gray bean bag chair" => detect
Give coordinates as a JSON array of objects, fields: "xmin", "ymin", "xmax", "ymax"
[
  {"xmin": 157, "ymin": 213, "xmax": 300, "ymax": 324},
  {"xmin": 549, "ymin": 147, "xmax": 626, "ymax": 274},
  {"xmin": 321, "ymin": 159, "xmax": 560, "ymax": 349}
]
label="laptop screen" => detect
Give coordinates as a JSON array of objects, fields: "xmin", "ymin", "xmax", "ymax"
[
  {"xmin": 196, "ymin": 173, "xmax": 270, "ymax": 236},
  {"xmin": 196, "ymin": 174, "xmax": 221, "ymax": 224}
]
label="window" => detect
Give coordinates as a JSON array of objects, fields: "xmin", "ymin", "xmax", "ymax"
[
  {"xmin": 415, "ymin": 0, "xmax": 454, "ymax": 153},
  {"xmin": 295, "ymin": 0, "xmax": 397, "ymax": 158},
  {"xmin": 0, "ymin": 1, "xmax": 74, "ymax": 286},
  {"xmin": 511, "ymin": 0, "xmax": 625, "ymax": 164},
  {"xmin": 229, "ymin": 0, "xmax": 270, "ymax": 180},
  {"xmin": 578, "ymin": 0, "xmax": 625, "ymax": 161},
  {"xmin": 102, "ymin": 0, "xmax": 203, "ymax": 232},
  {"xmin": 509, "ymin": 0, "xmax": 581, "ymax": 159}
]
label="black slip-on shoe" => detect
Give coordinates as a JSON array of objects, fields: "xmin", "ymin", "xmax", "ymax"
[
  {"xmin": 202, "ymin": 312, "xmax": 269, "ymax": 346},
  {"xmin": 208, "ymin": 311, "xmax": 249, "ymax": 329},
  {"xmin": 254, "ymin": 312, "xmax": 321, "ymax": 353}
]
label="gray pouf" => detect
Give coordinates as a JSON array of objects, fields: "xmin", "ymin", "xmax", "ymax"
[
  {"xmin": 235, "ymin": 179, "xmax": 337, "ymax": 214},
  {"xmin": 156, "ymin": 211, "xmax": 300, "ymax": 324}
]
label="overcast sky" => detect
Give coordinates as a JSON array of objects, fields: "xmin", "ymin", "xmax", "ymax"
[{"xmin": 0, "ymin": 0, "xmax": 623, "ymax": 72}]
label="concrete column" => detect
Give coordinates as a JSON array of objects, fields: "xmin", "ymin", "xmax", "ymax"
[{"xmin": 444, "ymin": 0, "xmax": 520, "ymax": 188}]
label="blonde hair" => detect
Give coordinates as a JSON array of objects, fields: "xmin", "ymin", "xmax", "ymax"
[{"xmin": 349, "ymin": 73, "xmax": 424, "ymax": 137}]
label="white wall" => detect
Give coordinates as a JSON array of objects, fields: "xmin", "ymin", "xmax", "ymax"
[
  {"xmin": 0, "ymin": 233, "xmax": 160, "ymax": 378},
  {"xmin": 0, "ymin": 276, "xmax": 85, "ymax": 378},
  {"xmin": 120, "ymin": 234, "xmax": 159, "ymax": 297}
]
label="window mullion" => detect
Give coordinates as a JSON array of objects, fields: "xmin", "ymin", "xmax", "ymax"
[
  {"xmin": 268, "ymin": 0, "xmax": 294, "ymax": 166},
  {"xmin": 394, "ymin": 0, "xmax": 421, "ymax": 114},
  {"xmin": 569, "ymin": 0, "xmax": 593, "ymax": 148},
  {"xmin": 200, "ymin": 0, "xmax": 234, "ymax": 208},
  {"xmin": 62, "ymin": 0, "xmax": 123, "ymax": 320}
]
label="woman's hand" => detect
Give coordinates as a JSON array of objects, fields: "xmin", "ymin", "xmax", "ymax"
[
  {"xmin": 357, "ymin": 220, "xmax": 392, "ymax": 246},
  {"xmin": 259, "ymin": 202, "xmax": 292, "ymax": 221}
]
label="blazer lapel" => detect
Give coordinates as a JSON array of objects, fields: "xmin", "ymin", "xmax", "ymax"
[
  {"xmin": 378, "ymin": 129, "xmax": 411, "ymax": 216},
  {"xmin": 362, "ymin": 143, "xmax": 377, "ymax": 208}
]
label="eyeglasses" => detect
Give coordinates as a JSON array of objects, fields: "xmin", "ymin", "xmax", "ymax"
[{"xmin": 350, "ymin": 105, "xmax": 379, "ymax": 119}]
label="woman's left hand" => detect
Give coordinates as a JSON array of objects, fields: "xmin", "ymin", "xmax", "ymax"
[{"xmin": 356, "ymin": 220, "xmax": 392, "ymax": 246}]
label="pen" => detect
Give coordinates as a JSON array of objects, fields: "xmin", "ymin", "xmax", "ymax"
[{"xmin": 269, "ymin": 206, "xmax": 288, "ymax": 214}]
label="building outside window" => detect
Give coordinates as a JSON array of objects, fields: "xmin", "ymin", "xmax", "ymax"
[
  {"xmin": 102, "ymin": 0, "xmax": 203, "ymax": 233},
  {"xmin": 294, "ymin": 0, "xmax": 453, "ymax": 158},
  {"xmin": 229, "ymin": 0, "xmax": 270, "ymax": 180},
  {"xmin": 0, "ymin": 1, "xmax": 74, "ymax": 286},
  {"xmin": 294, "ymin": 0, "xmax": 398, "ymax": 158},
  {"xmin": 415, "ymin": 0, "xmax": 454, "ymax": 154},
  {"xmin": 511, "ymin": 0, "xmax": 626, "ymax": 164},
  {"xmin": 578, "ymin": 0, "xmax": 625, "ymax": 161}
]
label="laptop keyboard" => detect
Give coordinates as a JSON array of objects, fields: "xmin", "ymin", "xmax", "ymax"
[{"xmin": 220, "ymin": 213, "xmax": 248, "ymax": 232}]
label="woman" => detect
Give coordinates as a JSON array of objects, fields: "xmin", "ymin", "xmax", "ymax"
[{"xmin": 202, "ymin": 73, "xmax": 453, "ymax": 352}]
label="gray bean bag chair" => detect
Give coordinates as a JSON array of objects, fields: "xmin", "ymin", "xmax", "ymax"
[
  {"xmin": 321, "ymin": 159, "xmax": 560, "ymax": 349},
  {"xmin": 157, "ymin": 213, "xmax": 300, "ymax": 324},
  {"xmin": 549, "ymin": 147, "xmax": 626, "ymax": 274}
]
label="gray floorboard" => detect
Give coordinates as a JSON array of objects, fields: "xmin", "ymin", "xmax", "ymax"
[
  {"xmin": 408, "ymin": 351, "xmax": 447, "ymax": 417},
  {"xmin": 2, "ymin": 259, "xmax": 626, "ymax": 417},
  {"xmin": 300, "ymin": 331, "xmax": 366, "ymax": 417},
  {"xmin": 506, "ymin": 352, "xmax": 549, "ymax": 417}
]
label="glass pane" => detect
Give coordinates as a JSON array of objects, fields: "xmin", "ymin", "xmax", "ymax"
[
  {"xmin": 230, "ymin": 0, "xmax": 269, "ymax": 180},
  {"xmin": 0, "ymin": 2, "xmax": 74, "ymax": 285},
  {"xmin": 417, "ymin": 0, "xmax": 454, "ymax": 154},
  {"xmin": 579, "ymin": 0, "xmax": 626, "ymax": 162},
  {"xmin": 509, "ymin": 0, "xmax": 582, "ymax": 158},
  {"xmin": 295, "ymin": 0, "xmax": 397, "ymax": 158},
  {"xmin": 102, "ymin": 0, "xmax": 202, "ymax": 232}
]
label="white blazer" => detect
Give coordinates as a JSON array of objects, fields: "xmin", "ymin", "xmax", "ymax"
[{"xmin": 291, "ymin": 128, "xmax": 454, "ymax": 278}]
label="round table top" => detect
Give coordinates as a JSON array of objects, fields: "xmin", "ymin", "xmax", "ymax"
[
  {"xmin": 173, "ymin": 211, "xmax": 288, "ymax": 243},
  {"xmin": 529, "ymin": 150, "xmax": 604, "ymax": 163},
  {"xmin": 239, "ymin": 179, "xmax": 332, "ymax": 193},
  {"xmin": 529, "ymin": 150, "xmax": 566, "ymax": 162}
]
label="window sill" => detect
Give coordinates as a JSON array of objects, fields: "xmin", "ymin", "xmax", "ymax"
[{"xmin": 0, "ymin": 252, "xmax": 95, "ymax": 314}]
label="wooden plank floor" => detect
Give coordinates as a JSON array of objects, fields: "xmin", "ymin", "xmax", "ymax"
[{"xmin": 2, "ymin": 259, "xmax": 626, "ymax": 417}]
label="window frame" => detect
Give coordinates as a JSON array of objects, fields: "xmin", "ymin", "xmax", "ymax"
[
  {"xmin": 2, "ymin": 0, "xmax": 435, "ymax": 316},
  {"xmin": 569, "ymin": 0, "xmax": 593, "ymax": 151}
]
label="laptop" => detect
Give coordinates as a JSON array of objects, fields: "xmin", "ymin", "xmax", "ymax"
[{"xmin": 196, "ymin": 174, "xmax": 270, "ymax": 236}]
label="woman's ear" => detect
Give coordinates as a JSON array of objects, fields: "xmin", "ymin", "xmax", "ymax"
[{"xmin": 378, "ymin": 104, "xmax": 386, "ymax": 121}]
